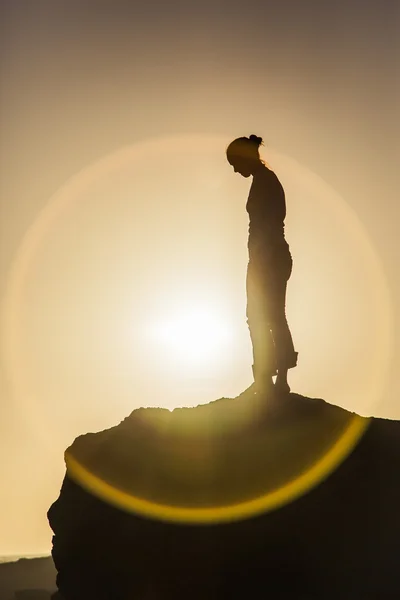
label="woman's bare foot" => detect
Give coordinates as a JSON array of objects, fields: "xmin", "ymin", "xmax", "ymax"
[
  {"xmin": 274, "ymin": 380, "xmax": 290, "ymax": 395},
  {"xmin": 254, "ymin": 376, "xmax": 275, "ymax": 396},
  {"xmin": 275, "ymin": 367, "xmax": 290, "ymax": 395}
]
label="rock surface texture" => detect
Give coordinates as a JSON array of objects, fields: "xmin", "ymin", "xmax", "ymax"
[{"xmin": 48, "ymin": 391, "xmax": 400, "ymax": 599}]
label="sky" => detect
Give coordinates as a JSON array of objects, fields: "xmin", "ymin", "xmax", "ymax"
[{"xmin": 0, "ymin": 0, "xmax": 399, "ymax": 558}]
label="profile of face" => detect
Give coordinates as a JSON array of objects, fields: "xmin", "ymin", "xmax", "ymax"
[{"xmin": 228, "ymin": 156, "xmax": 253, "ymax": 178}]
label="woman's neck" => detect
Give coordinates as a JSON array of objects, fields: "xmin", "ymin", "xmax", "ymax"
[{"xmin": 251, "ymin": 160, "xmax": 265, "ymax": 175}]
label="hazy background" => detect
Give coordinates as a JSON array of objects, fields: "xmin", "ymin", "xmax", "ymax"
[{"xmin": 0, "ymin": 0, "xmax": 399, "ymax": 559}]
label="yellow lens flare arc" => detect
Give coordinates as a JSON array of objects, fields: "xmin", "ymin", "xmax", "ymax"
[{"xmin": 65, "ymin": 414, "xmax": 369, "ymax": 524}]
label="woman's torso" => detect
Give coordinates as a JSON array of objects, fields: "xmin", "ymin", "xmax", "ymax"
[{"xmin": 246, "ymin": 163, "xmax": 290, "ymax": 264}]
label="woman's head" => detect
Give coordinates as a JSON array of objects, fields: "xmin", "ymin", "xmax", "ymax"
[{"xmin": 226, "ymin": 134, "xmax": 264, "ymax": 177}]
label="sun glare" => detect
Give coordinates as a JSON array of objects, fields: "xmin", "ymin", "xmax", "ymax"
[{"xmin": 150, "ymin": 306, "xmax": 234, "ymax": 367}]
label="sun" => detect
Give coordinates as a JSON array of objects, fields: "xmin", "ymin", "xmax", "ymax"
[{"xmin": 150, "ymin": 306, "xmax": 234, "ymax": 368}]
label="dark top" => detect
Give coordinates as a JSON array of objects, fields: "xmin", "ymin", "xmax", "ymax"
[{"xmin": 246, "ymin": 163, "xmax": 289, "ymax": 262}]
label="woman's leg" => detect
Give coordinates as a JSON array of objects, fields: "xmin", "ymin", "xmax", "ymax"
[
  {"xmin": 246, "ymin": 262, "xmax": 276, "ymax": 393},
  {"xmin": 268, "ymin": 256, "xmax": 297, "ymax": 392}
]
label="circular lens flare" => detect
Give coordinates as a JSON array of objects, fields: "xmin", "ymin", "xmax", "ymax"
[{"xmin": 0, "ymin": 134, "xmax": 393, "ymax": 525}]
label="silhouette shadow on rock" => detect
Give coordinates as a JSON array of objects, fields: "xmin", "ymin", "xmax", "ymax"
[{"xmin": 48, "ymin": 389, "xmax": 400, "ymax": 599}]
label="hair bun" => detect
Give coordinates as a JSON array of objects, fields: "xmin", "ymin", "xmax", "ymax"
[{"xmin": 249, "ymin": 134, "xmax": 263, "ymax": 146}]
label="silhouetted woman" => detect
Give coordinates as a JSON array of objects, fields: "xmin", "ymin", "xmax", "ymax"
[{"xmin": 226, "ymin": 134, "xmax": 298, "ymax": 394}]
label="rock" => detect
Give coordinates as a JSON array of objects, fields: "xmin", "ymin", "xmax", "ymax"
[{"xmin": 48, "ymin": 390, "xmax": 400, "ymax": 599}]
